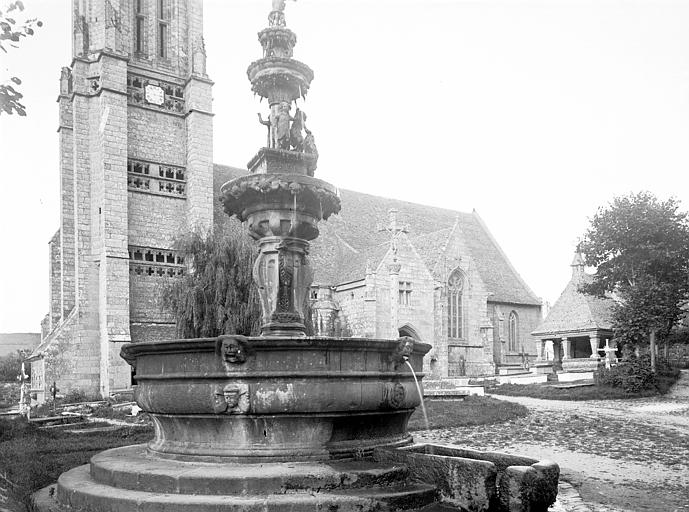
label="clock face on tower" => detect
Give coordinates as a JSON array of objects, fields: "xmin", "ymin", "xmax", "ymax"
[{"xmin": 144, "ymin": 84, "xmax": 165, "ymax": 106}]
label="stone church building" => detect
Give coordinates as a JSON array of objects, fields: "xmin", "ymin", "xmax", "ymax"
[{"xmin": 29, "ymin": 0, "xmax": 542, "ymax": 401}]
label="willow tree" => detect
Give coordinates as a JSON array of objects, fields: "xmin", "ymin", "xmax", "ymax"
[
  {"xmin": 163, "ymin": 220, "xmax": 261, "ymax": 338},
  {"xmin": 579, "ymin": 192, "xmax": 689, "ymax": 371}
]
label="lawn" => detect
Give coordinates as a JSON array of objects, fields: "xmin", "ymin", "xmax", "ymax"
[
  {"xmin": 407, "ymin": 395, "xmax": 528, "ymax": 431},
  {"xmin": 0, "ymin": 418, "xmax": 153, "ymax": 510},
  {"xmin": 489, "ymin": 370, "xmax": 681, "ymax": 401}
]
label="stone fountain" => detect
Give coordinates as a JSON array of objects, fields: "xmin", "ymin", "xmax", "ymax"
[{"xmin": 39, "ymin": 3, "xmax": 559, "ymax": 511}]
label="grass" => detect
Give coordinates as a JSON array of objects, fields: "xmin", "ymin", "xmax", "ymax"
[
  {"xmin": 0, "ymin": 417, "xmax": 153, "ymax": 510},
  {"xmin": 407, "ymin": 395, "xmax": 529, "ymax": 431},
  {"xmin": 489, "ymin": 371, "xmax": 681, "ymax": 401}
]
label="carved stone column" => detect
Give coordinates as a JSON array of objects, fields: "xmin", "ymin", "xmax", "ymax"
[
  {"xmin": 537, "ymin": 339, "xmax": 547, "ymax": 361},
  {"xmin": 561, "ymin": 337, "xmax": 570, "ymax": 360},
  {"xmin": 253, "ymin": 236, "xmax": 312, "ymax": 336},
  {"xmin": 589, "ymin": 335, "xmax": 600, "ymax": 359}
]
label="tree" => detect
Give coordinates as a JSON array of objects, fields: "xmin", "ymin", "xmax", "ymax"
[
  {"xmin": 0, "ymin": 349, "xmax": 31, "ymax": 382},
  {"xmin": 579, "ymin": 192, "xmax": 689, "ymax": 371},
  {"xmin": 163, "ymin": 221, "xmax": 262, "ymax": 338},
  {"xmin": 1, "ymin": 1, "xmax": 42, "ymax": 116}
]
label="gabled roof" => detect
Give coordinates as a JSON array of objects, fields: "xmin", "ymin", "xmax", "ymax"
[
  {"xmin": 532, "ymin": 273, "xmax": 614, "ymax": 336},
  {"xmin": 214, "ymin": 164, "xmax": 541, "ymax": 306}
]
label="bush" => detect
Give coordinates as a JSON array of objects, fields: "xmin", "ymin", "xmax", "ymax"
[
  {"xmin": 61, "ymin": 388, "xmax": 89, "ymax": 404},
  {"xmin": 0, "ymin": 350, "xmax": 30, "ymax": 382},
  {"xmin": 595, "ymin": 355, "xmax": 680, "ymax": 393}
]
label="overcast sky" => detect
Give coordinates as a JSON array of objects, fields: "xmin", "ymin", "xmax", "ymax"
[{"xmin": 1, "ymin": 0, "xmax": 688, "ymax": 333}]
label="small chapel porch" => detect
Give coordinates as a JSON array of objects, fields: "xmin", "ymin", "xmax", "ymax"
[{"xmin": 534, "ymin": 328, "xmax": 617, "ymax": 379}]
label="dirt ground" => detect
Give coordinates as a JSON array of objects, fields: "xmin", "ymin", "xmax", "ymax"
[{"xmin": 416, "ymin": 370, "xmax": 689, "ymax": 512}]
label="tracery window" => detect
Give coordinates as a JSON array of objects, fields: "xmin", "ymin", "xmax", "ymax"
[
  {"xmin": 508, "ymin": 311, "xmax": 519, "ymax": 352},
  {"xmin": 447, "ymin": 270, "xmax": 464, "ymax": 339}
]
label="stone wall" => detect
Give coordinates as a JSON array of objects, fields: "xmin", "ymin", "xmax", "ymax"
[
  {"xmin": 40, "ymin": 310, "xmax": 100, "ymax": 398},
  {"xmin": 333, "ymin": 282, "xmax": 367, "ymax": 336},
  {"xmin": 491, "ymin": 302, "xmax": 541, "ymax": 365},
  {"xmin": 48, "ymin": 230, "xmax": 62, "ymax": 330},
  {"xmin": 432, "ymin": 225, "xmax": 494, "ymax": 378}
]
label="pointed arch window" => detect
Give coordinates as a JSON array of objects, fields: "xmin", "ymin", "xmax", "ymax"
[
  {"xmin": 447, "ymin": 270, "xmax": 464, "ymax": 339},
  {"xmin": 508, "ymin": 311, "xmax": 519, "ymax": 352}
]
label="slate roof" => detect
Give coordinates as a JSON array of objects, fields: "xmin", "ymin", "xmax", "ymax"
[
  {"xmin": 0, "ymin": 333, "xmax": 41, "ymax": 357},
  {"xmin": 532, "ymin": 273, "xmax": 614, "ymax": 336},
  {"xmin": 214, "ymin": 164, "xmax": 541, "ymax": 306}
]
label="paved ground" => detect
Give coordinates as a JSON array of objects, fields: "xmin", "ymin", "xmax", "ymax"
[{"xmin": 417, "ymin": 370, "xmax": 689, "ymax": 512}]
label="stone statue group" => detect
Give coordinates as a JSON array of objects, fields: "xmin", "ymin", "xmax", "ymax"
[{"xmin": 258, "ymin": 101, "xmax": 318, "ymax": 161}]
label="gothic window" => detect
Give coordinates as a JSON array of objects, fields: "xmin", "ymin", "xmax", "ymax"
[
  {"xmin": 157, "ymin": 0, "xmax": 170, "ymax": 59},
  {"xmin": 447, "ymin": 270, "xmax": 464, "ymax": 339},
  {"xmin": 134, "ymin": 0, "xmax": 146, "ymax": 56},
  {"xmin": 508, "ymin": 311, "xmax": 519, "ymax": 352},
  {"xmin": 398, "ymin": 281, "xmax": 412, "ymax": 306}
]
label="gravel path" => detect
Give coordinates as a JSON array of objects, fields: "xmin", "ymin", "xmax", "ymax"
[{"xmin": 415, "ymin": 370, "xmax": 689, "ymax": 512}]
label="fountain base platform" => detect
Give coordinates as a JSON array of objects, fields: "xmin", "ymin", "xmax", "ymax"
[
  {"xmin": 41, "ymin": 444, "xmax": 440, "ymax": 512},
  {"xmin": 35, "ymin": 442, "xmax": 559, "ymax": 512}
]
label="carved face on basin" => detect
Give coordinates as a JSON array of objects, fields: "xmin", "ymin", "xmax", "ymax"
[
  {"xmin": 219, "ymin": 337, "xmax": 248, "ymax": 365},
  {"xmin": 223, "ymin": 385, "xmax": 241, "ymax": 409}
]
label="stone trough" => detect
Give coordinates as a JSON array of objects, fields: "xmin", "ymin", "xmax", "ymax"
[{"xmin": 375, "ymin": 444, "xmax": 559, "ymax": 512}]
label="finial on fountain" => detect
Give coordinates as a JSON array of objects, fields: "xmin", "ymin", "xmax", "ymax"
[{"xmin": 269, "ymin": 0, "xmax": 296, "ymax": 27}]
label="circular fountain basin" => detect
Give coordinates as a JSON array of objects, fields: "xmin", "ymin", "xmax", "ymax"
[{"xmin": 122, "ymin": 336, "xmax": 430, "ymax": 462}]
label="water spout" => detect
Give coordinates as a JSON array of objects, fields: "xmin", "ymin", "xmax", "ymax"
[{"xmin": 405, "ymin": 359, "xmax": 429, "ymax": 433}]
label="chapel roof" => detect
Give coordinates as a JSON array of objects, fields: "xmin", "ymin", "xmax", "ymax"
[
  {"xmin": 532, "ymin": 272, "xmax": 614, "ymax": 337},
  {"xmin": 214, "ymin": 164, "xmax": 541, "ymax": 306}
]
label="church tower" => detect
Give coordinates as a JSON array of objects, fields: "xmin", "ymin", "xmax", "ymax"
[{"xmin": 40, "ymin": 0, "xmax": 213, "ymax": 399}]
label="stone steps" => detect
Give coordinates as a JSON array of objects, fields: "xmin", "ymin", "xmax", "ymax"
[
  {"xmin": 58, "ymin": 463, "xmax": 439, "ymax": 512},
  {"xmin": 90, "ymin": 445, "xmax": 412, "ymax": 495}
]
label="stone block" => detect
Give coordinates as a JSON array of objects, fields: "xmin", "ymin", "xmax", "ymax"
[
  {"xmin": 375, "ymin": 444, "xmax": 559, "ymax": 512},
  {"xmin": 374, "ymin": 446, "xmax": 497, "ymax": 511}
]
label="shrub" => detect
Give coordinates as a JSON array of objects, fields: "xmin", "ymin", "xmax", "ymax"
[
  {"xmin": 596, "ymin": 355, "xmax": 679, "ymax": 393},
  {"xmin": 61, "ymin": 388, "xmax": 89, "ymax": 404}
]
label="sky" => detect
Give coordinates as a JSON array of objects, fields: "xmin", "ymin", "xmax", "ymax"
[{"xmin": 1, "ymin": 0, "xmax": 689, "ymax": 333}]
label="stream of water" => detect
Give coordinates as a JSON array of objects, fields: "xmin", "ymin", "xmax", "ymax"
[{"xmin": 405, "ymin": 359, "xmax": 430, "ymax": 433}]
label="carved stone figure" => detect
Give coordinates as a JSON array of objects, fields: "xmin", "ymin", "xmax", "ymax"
[
  {"xmin": 383, "ymin": 381, "xmax": 406, "ymax": 409},
  {"xmin": 275, "ymin": 101, "xmax": 292, "ymax": 150},
  {"xmin": 258, "ymin": 113, "xmax": 272, "ymax": 148},
  {"xmin": 303, "ymin": 127, "xmax": 318, "ymax": 176},
  {"xmin": 289, "ymin": 108, "xmax": 305, "ymax": 152},
  {"xmin": 216, "ymin": 335, "xmax": 249, "ymax": 365},
  {"xmin": 390, "ymin": 336, "xmax": 415, "ymax": 368}
]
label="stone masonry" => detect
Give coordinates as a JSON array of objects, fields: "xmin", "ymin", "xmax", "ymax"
[{"xmin": 30, "ymin": 0, "xmax": 213, "ymax": 401}]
